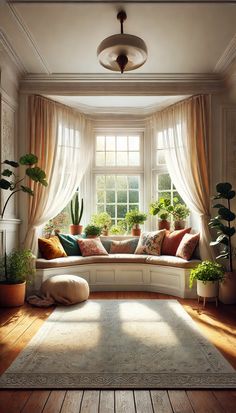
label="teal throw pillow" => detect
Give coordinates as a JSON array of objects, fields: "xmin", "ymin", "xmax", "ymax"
[{"xmin": 57, "ymin": 233, "xmax": 82, "ymax": 256}]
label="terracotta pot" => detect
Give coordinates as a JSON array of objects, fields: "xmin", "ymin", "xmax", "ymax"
[
  {"xmin": 174, "ymin": 220, "xmax": 186, "ymax": 230},
  {"xmin": 0, "ymin": 281, "xmax": 26, "ymax": 307},
  {"xmin": 69, "ymin": 224, "xmax": 83, "ymax": 235},
  {"xmin": 86, "ymin": 235, "xmax": 99, "ymax": 238},
  {"xmin": 131, "ymin": 227, "xmax": 141, "ymax": 236},
  {"xmin": 158, "ymin": 220, "xmax": 170, "ymax": 230},
  {"xmin": 219, "ymin": 272, "xmax": 236, "ymax": 304},
  {"xmin": 197, "ymin": 280, "xmax": 219, "ymax": 298}
]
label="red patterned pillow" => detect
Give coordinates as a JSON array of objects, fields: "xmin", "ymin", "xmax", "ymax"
[
  {"xmin": 134, "ymin": 230, "xmax": 166, "ymax": 256},
  {"xmin": 176, "ymin": 233, "xmax": 200, "ymax": 260},
  {"xmin": 77, "ymin": 238, "xmax": 108, "ymax": 257},
  {"xmin": 161, "ymin": 228, "xmax": 191, "ymax": 256}
]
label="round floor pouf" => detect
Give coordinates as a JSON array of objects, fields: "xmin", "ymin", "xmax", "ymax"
[{"xmin": 41, "ymin": 275, "xmax": 90, "ymax": 305}]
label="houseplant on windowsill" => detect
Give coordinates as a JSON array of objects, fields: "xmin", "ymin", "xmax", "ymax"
[
  {"xmin": 149, "ymin": 198, "xmax": 171, "ymax": 230},
  {"xmin": 0, "ymin": 153, "xmax": 48, "ymax": 307},
  {"xmin": 172, "ymin": 201, "xmax": 190, "ymax": 230},
  {"xmin": 91, "ymin": 212, "xmax": 112, "ymax": 236},
  {"xmin": 125, "ymin": 209, "xmax": 147, "ymax": 236},
  {"xmin": 70, "ymin": 194, "xmax": 84, "ymax": 235},
  {"xmin": 84, "ymin": 224, "xmax": 102, "ymax": 238},
  {"xmin": 208, "ymin": 182, "xmax": 236, "ymax": 304},
  {"xmin": 189, "ymin": 260, "xmax": 224, "ymax": 300}
]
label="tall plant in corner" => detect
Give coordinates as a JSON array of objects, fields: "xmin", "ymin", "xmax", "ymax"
[
  {"xmin": 0, "ymin": 153, "xmax": 48, "ymax": 218},
  {"xmin": 208, "ymin": 182, "xmax": 236, "ymax": 304}
]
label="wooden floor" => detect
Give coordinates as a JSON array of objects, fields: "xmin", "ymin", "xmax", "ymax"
[{"xmin": 0, "ymin": 291, "xmax": 236, "ymax": 413}]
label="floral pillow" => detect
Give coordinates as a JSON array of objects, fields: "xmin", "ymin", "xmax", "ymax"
[
  {"xmin": 110, "ymin": 238, "xmax": 139, "ymax": 254},
  {"xmin": 176, "ymin": 233, "xmax": 200, "ymax": 260},
  {"xmin": 134, "ymin": 230, "xmax": 166, "ymax": 256},
  {"xmin": 77, "ymin": 238, "xmax": 109, "ymax": 257}
]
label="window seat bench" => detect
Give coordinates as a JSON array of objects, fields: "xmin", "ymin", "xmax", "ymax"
[{"xmin": 35, "ymin": 254, "xmax": 200, "ymax": 298}]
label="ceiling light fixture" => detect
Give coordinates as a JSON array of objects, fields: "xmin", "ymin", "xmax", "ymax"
[{"xmin": 97, "ymin": 10, "xmax": 147, "ymax": 74}]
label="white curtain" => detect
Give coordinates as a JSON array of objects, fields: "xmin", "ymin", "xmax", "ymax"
[
  {"xmin": 152, "ymin": 95, "xmax": 214, "ymax": 260},
  {"xmin": 24, "ymin": 95, "xmax": 92, "ymax": 254}
]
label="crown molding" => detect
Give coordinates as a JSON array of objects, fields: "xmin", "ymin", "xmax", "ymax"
[
  {"xmin": 0, "ymin": 29, "xmax": 26, "ymax": 74},
  {"xmin": 214, "ymin": 34, "xmax": 236, "ymax": 74}
]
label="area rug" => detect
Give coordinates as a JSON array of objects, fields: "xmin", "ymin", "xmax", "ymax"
[{"xmin": 0, "ymin": 300, "xmax": 235, "ymax": 389}]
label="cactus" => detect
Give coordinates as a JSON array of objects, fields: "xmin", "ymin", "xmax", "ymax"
[{"xmin": 70, "ymin": 194, "xmax": 83, "ymax": 225}]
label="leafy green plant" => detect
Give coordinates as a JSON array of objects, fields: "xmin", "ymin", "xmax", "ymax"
[
  {"xmin": 110, "ymin": 221, "xmax": 127, "ymax": 235},
  {"xmin": 208, "ymin": 182, "xmax": 235, "ymax": 272},
  {"xmin": 189, "ymin": 260, "xmax": 224, "ymax": 288},
  {"xmin": 149, "ymin": 198, "xmax": 172, "ymax": 220},
  {"xmin": 84, "ymin": 224, "xmax": 102, "ymax": 237},
  {"xmin": 0, "ymin": 249, "xmax": 35, "ymax": 285},
  {"xmin": 125, "ymin": 209, "xmax": 147, "ymax": 230},
  {"xmin": 91, "ymin": 212, "xmax": 112, "ymax": 230},
  {"xmin": 172, "ymin": 202, "xmax": 190, "ymax": 221},
  {"xmin": 0, "ymin": 154, "xmax": 48, "ymax": 218},
  {"xmin": 70, "ymin": 194, "xmax": 83, "ymax": 225}
]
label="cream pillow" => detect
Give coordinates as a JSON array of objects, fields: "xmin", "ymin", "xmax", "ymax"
[{"xmin": 134, "ymin": 230, "xmax": 166, "ymax": 256}]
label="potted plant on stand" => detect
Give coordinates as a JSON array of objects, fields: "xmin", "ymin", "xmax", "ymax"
[
  {"xmin": 208, "ymin": 182, "xmax": 236, "ymax": 304},
  {"xmin": 189, "ymin": 260, "xmax": 224, "ymax": 307},
  {"xmin": 91, "ymin": 212, "xmax": 112, "ymax": 236},
  {"xmin": 0, "ymin": 153, "xmax": 47, "ymax": 307},
  {"xmin": 172, "ymin": 200, "xmax": 190, "ymax": 230},
  {"xmin": 125, "ymin": 209, "xmax": 147, "ymax": 236},
  {"xmin": 84, "ymin": 224, "xmax": 102, "ymax": 238},
  {"xmin": 149, "ymin": 198, "xmax": 171, "ymax": 230},
  {"xmin": 70, "ymin": 194, "xmax": 84, "ymax": 235}
]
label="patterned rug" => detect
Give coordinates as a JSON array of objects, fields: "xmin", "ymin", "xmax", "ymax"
[{"xmin": 0, "ymin": 300, "xmax": 235, "ymax": 388}]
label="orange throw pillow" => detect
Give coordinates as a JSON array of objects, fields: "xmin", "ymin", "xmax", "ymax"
[
  {"xmin": 38, "ymin": 236, "xmax": 67, "ymax": 260},
  {"xmin": 161, "ymin": 228, "xmax": 191, "ymax": 256}
]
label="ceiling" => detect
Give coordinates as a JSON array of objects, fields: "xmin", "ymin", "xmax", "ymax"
[{"xmin": 0, "ymin": 1, "xmax": 235, "ymax": 113}]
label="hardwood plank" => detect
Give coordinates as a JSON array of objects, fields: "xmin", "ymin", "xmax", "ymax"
[
  {"xmin": 80, "ymin": 390, "xmax": 100, "ymax": 413},
  {"xmin": 0, "ymin": 390, "xmax": 32, "ymax": 413},
  {"xmin": 60, "ymin": 390, "xmax": 83, "ymax": 413},
  {"xmin": 213, "ymin": 390, "xmax": 236, "ymax": 413},
  {"xmin": 151, "ymin": 390, "xmax": 173, "ymax": 413},
  {"xmin": 134, "ymin": 390, "xmax": 153, "ymax": 413},
  {"xmin": 115, "ymin": 390, "xmax": 135, "ymax": 413},
  {"xmin": 99, "ymin": 390, "xmax": 115, "ymax": 413},
  {"xmin": 168, "ymin": 390, "xmax": 194, "ymax": 413},
  {"xmin": 21, "ymin": 390, "xmax": 50, "ymax": 413},
  {"xmin": 42, "ymin": 390, "xmax": 66, "ymax": 413},
  {"xmin": 187, "ymin": 390, "xmax": 224, "ymax": 413}
]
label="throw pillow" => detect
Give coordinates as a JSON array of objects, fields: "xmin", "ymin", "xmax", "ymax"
[
  {"xmin": 57, "ymin": 233, "xmax": 82, "ymax": 256},
  {"xmin": 176, "ymin": 233, "xmax": 200, "ymax": 260},
  {"xmin": 134, "ymin": 230, "xmax": 166, "ymax": 256},
  {"xmin": 110, "ymin": 238, "xmax": 139, "ymax": 254},
  {"xmin": 100, "ymin": 238, "xmax": 113, "ymax": 253},
  {"xmin": 38, "ymin": 236, "xmax": 67, "ymax": 260},
  {"xmin": 161, "ymin": 228, "xmax": 191, "ymax": 256},
  {"xmin": 77, "ymin": 238, "xmax": 109, "ymax": 257}
]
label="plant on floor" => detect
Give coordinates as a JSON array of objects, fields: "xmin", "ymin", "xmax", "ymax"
[
  {"xmin": 208, "ymin": 182, "xmax": 235, "ymax": 272},
  {"xmin": 189, "ymin": 260, "xmax": 224, "ymax": 288},
  {"xmin": 0, "ymin": 153, "xmax": 48, "ymax": 218},
  {"xmin": 84, "ymin": 224, "xmax": 102, "ymax": 238},
  {"xmin": 91, "ymin": 212, "xmax": 112, "ymax": 235}
]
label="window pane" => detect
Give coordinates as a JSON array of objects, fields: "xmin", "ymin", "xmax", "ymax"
[
  {"xmin": 128, "ymin": 176, "xmax": 139, "ymax": 189},
  {"xmin": 96, "ymin": 135, "xmax": 105, "ymax": 151},
  {"xmin": 117, "ymin": 136, "xmax": 127, "ymax": 151},
  {"xmin": 158, "ymin": 174, "xmax": 171, "ymax": 190},
  {"xmin": 158, "ymin": 191, "xmax": 171, "ymax": 200},
  {"xmin": 96, "ymin": 175, "xmax": 105, "ymax": 189},
  {"xmin": 173, "ymin": 191, "xmax": 184, "ymax": 204},
  {"xmin": 106, "ymin": 176, "xmax": 115, "ymax": 188},
  {"xmin": 129, "ymin": 152, "xmax": 140, "ymax": 166},
  {"xmin": 106, "ymin": 190, "xmax": 115, "ymax": 203},
  {"xmin": 117, "ymin": 204, "xmax": 127, "ymax": 218},
  {"xmin": 129, "ymin": 136, "xmax": 139, "ymax": 150},
  {"xmin": 106, "ymin": 204, "xmax": 115, "ymax": 218},
  {"xmin": 96, "ymin": 152, "xmax": 105, "ymax": 166},
  {"xmin": 129, "ymin": 204, "xmax": 139, "ymax": 211},
  {"xmin": 106, "ymin": 136, "xmax": 115, "ymax": 150},
  {"xmin": 117, "ymin": 176, "xmax": 127, "ymax": 189},
  {"xmin": 129, "ymin": 190, "xmax": 139, "ymax": 203},
  {"xmin": 117, "ymin": 152, "xmax": 128, "ymax": 165},
  {"xmin": 97, "ymin": 191, "xmax": 104, "ymax": 203},
  {"xmin": 117, "ymin": 191, "xmax": 127, "ymax": 203},
  {"xmin": 106, "ymin": 151, "xmax": 116, "ymax": 166},
  {"xmin": 97, "ymin": 205, "xmax": 105, "ymax": 213}
]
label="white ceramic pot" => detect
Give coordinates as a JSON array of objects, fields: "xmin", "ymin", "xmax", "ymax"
[{"xmin": 197, "ymin": 280, "xmax": 219, "ymax": 298}]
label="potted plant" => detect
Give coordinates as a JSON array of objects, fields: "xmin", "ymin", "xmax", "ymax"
[
  {"xmin": 84, "ymin": 224, "xmax": 102, "ymax": 238},
  {"xmin": 189, "ymin": 260, "xmax": 224, "ymax": 301},
  {"xmin": 149, "ymin": 198, "xmax": 172, "ymax": 230},
  {"xmin": 172, "ymin": 200, "xmax": 190, "ymax": 230},
  {"xmin": 0, "ymin": 153, "xmax": 48, "ymax": 218},
  {"xmin": 208, "ymin": 182, "xmax": 236, "ymax": 304},
  {"xmin": 91, "ymin": 212, "xmax": 112, "ymax": 236},
  {"xmin": 110, "ymin": 220, "xmax": 127, "ymax": 235},
  {"xmin": 70, "ymin": 194, "xmax": 84, "ymax": 235},
  {"xmin": 0, "ymin": 249, "xmax": 35, "ymax": 307},
  {"xmin": 125, "ymin": 209, "xmax": 147, "ymax": 236}
]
